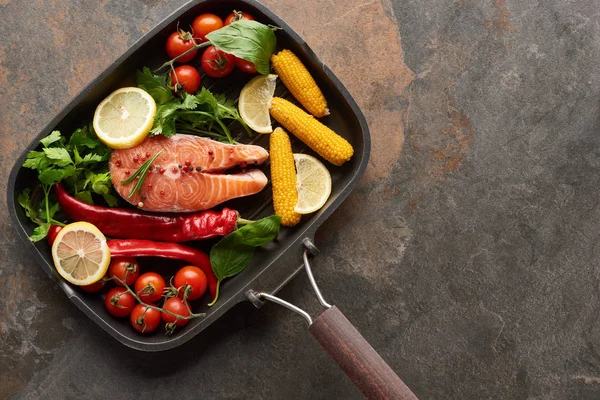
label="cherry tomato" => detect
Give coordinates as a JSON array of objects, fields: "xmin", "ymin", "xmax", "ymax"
[
  {"xmin": 234, "ymin": 57, "xmax": 257, "ymax": 74},
  {"xmin": 134, "ymin": 272, "xmax": 166, "ymax": 303},
  {"xmin": 109, "ymin": 257, "xmax": 140, "ymax": 287},
  {"xmin": 201, "ymin": 46, "xmax": 235, "ymax": 78},
  {"xmin": 165, "ymin": 30, "xmax": 197, "ymax": 63},
  {"xmin": 47, "ymin": 225, "xmax": 62, "ymax": 246},
  {"xmin": 162, "ymin": 297, "xmax": 191, "ymax": 328},
  {"xmin": 130, "ymin": 304, "xmax": 161, "ymax": 334},
  {"xmin": 170, "ymin": 65, "xmax": 201, "ymax": 94},
  {"xmin": 192, "ymin": 13, "xmax": 223, "ymax": 42},
  {"xmin": 81, "ymin": 275, "xmax": 107, "ymax": 293},
  {"xmin": 104, "ymin": 287, "xmax": 136, "ymax": 318},
  {"xmin": 224, "ymin": 11, "xmax": 255, "ymax": 25},
  {"xmin": 174, "ymin": 266, "xmax": 207, "ymax": 301}
]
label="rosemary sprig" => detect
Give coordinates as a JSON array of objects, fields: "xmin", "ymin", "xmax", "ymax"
[{"xmin": 121, "ymin": 150, "xmax": 163, "ymax": 198}]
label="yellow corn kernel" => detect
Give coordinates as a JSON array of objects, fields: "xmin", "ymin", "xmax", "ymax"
[
  {"xmin": 271, "ymin": 49, "xmax": 329, "ymax": 118},
  {"xmin": 270, "ymin": 127, "xmax": 301, "ymax": 227},
  {"xmin": 270, "ymin": 97, "xmax": 354, "ymax": 166}
]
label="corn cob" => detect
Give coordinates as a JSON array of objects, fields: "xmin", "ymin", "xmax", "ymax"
[
  {"xmin": 270, "ymin": 127, "xmax": 301, "ymax": 227},
  {"xmin": 269, "ymin": 97, "xmax": 354, "ymax": 166},
  {"xmin": 271, "ymin": 49, "xmax": 329, "ymax": 118}
]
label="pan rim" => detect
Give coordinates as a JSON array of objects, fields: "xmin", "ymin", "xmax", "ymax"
[{"xmin": 6, "ymin": 0, "xmax": 371, "ymax": 352}]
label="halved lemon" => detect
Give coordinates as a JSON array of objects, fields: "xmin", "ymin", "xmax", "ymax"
[
  {"xmin": 93, "ymin": 87, "xmax": 156, "ymax": 149},
  {"xmin": 51, "ymin": 222, "xmax": 111, "ymax": 286},
  {"xmin": 293, "ymin": 153, "xmax": 332, "ymax": 214},
  {"xmin": 238, "ymin": 74, "xmax": 277, "ymax": 134}
]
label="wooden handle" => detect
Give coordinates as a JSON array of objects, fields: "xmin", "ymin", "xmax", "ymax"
[{"xmin": 309, "ymin": 306, "xmax": 418, "ymax": 399}]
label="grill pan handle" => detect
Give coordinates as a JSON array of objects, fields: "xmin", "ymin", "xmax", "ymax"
[
  {"xmin": 309, "ymin": 305, "xmax": 417, "ymax": 400},
  {"xmin": 248, "ymin": 239, "xmax": 418, "ymax": 399}
]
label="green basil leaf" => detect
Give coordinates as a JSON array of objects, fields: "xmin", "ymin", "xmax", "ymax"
[
  {"xmin": 210, "ymin": 243, "xmax": 255, "ymax": 281},
  {"xmin": 206, "ymin": 20, "xmax": 276, "ymax": 75},
  {"xmin": 209, "ymin": 215, "xmax": 281, "ymax": 284},
  {"xmin": 235, "ymin": 215, "xmax": 282, "ymax": 247}
]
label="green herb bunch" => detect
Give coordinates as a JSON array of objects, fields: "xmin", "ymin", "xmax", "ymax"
[
  {"xmin": 137, "ymin": 68, "xmax": 251, "ymax": 143},
  {"xmin": 18, "ymin": 127, "xmax": 115, "ymax": 241}
]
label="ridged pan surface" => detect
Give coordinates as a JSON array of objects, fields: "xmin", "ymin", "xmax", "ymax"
[{"xmin": 6, "ymin": 0, "xmax": 370, "ymax": 351}]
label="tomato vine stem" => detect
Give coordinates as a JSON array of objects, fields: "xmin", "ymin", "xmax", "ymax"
[
  {"xmin": 154, "ymin": 41, "xmax": 211, "ymax": 73},
  {"xmin": 111, "ymin": 275, "xmax": 206, "ymax": 335}
]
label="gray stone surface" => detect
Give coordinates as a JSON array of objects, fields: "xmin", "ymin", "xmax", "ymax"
[{"xmin": 2, "ymin": 0, "xmax": 600, "ymax": 399}]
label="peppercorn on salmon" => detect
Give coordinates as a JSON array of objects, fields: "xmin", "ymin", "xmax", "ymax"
[
  {"xmin": 270, "ymin": 128, "xmax": 301, "ymax": 227},
  {"xmin": 271, "ymin": 49, "xmax": 329, "ymax": 118},
  {"xmin": 109, "ymin": 134, "xmax": 269, "ymax": 212},
  {"xmin": 269, "ymin": 97, "xmax": 354, "ymax": 166}
]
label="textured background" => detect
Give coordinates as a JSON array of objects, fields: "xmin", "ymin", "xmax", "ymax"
[{"xmin": 2, "ymin": 0, "xmax": 600, "ymax": 399}]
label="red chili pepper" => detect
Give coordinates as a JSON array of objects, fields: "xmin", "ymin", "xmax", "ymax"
[
  {"xmin": 107, "ymin": 239, "xmax": 217, "ymax": 301},
  {"xmin": 55, "ymin": 183, "xmax": 238, "ymax": 242},
  {"xmin": 47, "ymin": 224, "xmax": 63, "ymax": 246}
]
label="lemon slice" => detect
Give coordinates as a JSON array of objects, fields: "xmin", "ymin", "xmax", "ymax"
[
  {"xmin": 93, "ymin": 87, "xmax": 156, "ymax": 149},
  {"xmin": 293, "ymin": 154, "xmax": 332, "ymax": 214},
  {"xmin": 238, "ymin": 74, "xmax": 277, "ymax": 134},
  {"xmin": 51, "ymin": 222, "xmax": 111, "ymax": 286}
]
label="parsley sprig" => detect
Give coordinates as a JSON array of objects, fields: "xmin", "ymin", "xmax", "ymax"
[
  {"xmin": 137, "ymin": 67, "xmax": 251, "ymax": 143},
  {"xmin": 19, "ymin": 126, "xmax": 116, "ymax": 241}
]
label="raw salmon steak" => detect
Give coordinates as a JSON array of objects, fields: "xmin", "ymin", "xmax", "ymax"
[{"xmin": 109, "ymin": 134, "xmax": 269, "ymax": 212}]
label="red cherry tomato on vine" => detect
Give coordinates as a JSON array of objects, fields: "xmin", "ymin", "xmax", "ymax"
[
  {"xmin": 162, "ymin": 297, "xmax": 191, "ymax": 328},
  {"xmin": 174, "ymin": 266, "xmax": 207, "ymax": 301},
  {"xmin": 201, "ymin": 46, "xmax": 235, "ymax": 78},
  {"xmin": 224, "ymin": 11, "xmax": 255, "ymax": 25},
  {"xmin": 134, "ymin": 272, "xmax": 166, "ymax": 303},
  {"xmin": 234, "ymin": 57, "xmax": 257, "ymax": 74},
  {"xmin": 104, "ymin": 287, "xmax": 135, "ymax": 318},
  {"xmin": 109, "ymin": 257, "xmax": 140, "ymax": 287},
  {"xmin": 130, "ymin": 304, "xmax": 161, "ymax": 334},
  {"xmin": 165, "ymin": 30, "xmax": 197, "ymax": 63},
  {"xmin": 81, "ymin": 275, "xmax": 107, "ymax": 293},
  {"xmin": 192, "ymin": 13, "xmax": 223, "ymax": 42},
  {"xmin": 170, "ymin": 65, "xmax": 201, "ymax": 94}
]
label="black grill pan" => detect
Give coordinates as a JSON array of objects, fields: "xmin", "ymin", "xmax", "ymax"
[{"xmin": 7, "ymin": 1, "xmax": 418, "ymax": 398}]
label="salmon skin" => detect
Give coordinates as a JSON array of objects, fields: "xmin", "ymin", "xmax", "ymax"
[{"xmin": 109, "ymin": 134, "xmax": 269, "ymax": 212}]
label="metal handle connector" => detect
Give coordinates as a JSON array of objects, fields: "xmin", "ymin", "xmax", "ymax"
[
  {"xmin": 258, "ymin": 292, "xmax": 313, "ymax": 325},
  {"xmin": 303, "ymin": 250, "xmax": 331, "ymax": 309},
  {"xmin": 249, "ymin": 238, "xmax": 331, "ymax": 326}
]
